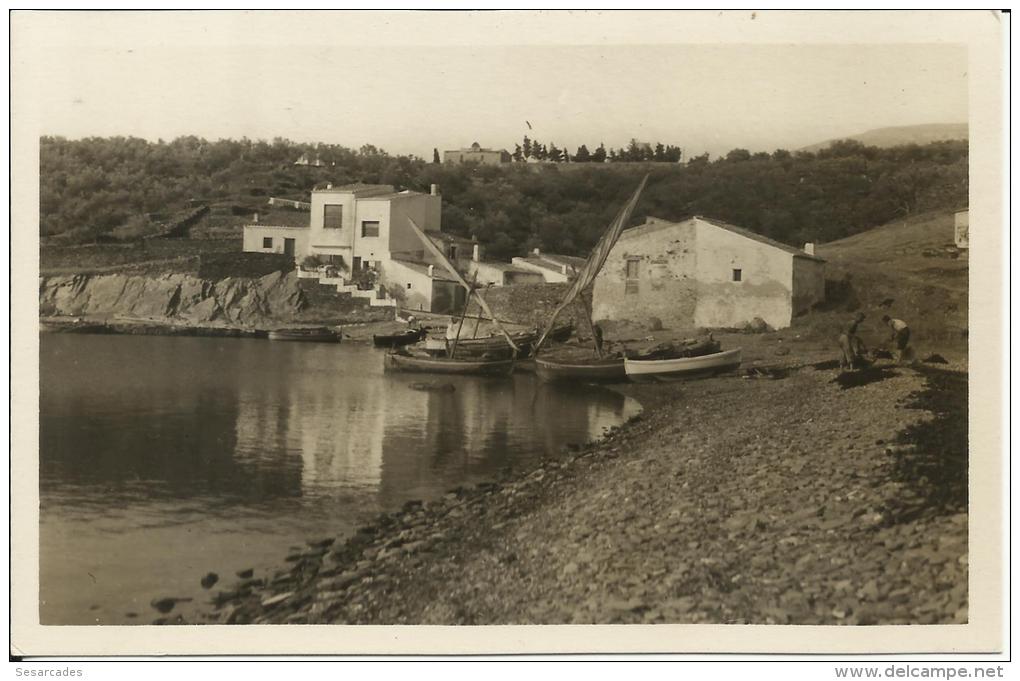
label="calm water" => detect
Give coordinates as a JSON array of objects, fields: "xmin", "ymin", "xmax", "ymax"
[{"xmin": 39, "ymin": 334, "xmax": 640, "ymax": 624}]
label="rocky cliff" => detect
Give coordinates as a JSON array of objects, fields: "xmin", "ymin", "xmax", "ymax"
[{"xmin": 39, "ymin": 270, "xmax": 307, "ymax": 326}]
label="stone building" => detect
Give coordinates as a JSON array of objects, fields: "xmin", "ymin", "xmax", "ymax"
[{"xmin": 592, "ymin": 216, "xmax": 825, "ymax": 330}]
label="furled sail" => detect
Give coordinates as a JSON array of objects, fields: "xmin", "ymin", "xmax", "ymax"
[{"xmin": 533, "ymin": 174, "xmax": 648, "ymax": 354}]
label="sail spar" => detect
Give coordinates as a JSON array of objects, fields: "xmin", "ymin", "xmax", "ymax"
[
  {"xmin": 533, "ymin": 174, "xmax": 648, "ymax": 354},
  {"xmin": 406, "ymin": 216, "xmax": 521, "ymax": 353}
]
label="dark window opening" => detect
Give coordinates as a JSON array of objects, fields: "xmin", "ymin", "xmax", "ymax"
[
  {"xmin": 262, "ymin": 237, "xmax": 273, "ymax": 248},
  {"xmin": 732, "ymin": 269, "xmax": 742, "ymax": 282},
  {"xmin": 406, "ymin": 283, "xmax": 412, "ymax": 289},
  {"xmin": 361, "ymin": 220, "xmax": 380, "ymax": 237},
  {"xmin": 323, "ymin": 204, "xmax": 343, "ymax": 229},
  {"xmin": 626, "ymin": 259, "xmax": 640, "ymax": 279}
]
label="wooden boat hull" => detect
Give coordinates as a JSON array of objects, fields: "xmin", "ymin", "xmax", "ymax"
[
  {"xmin": 624, "ymin": 348, "xmax": 742, "ymax": 382},
  {"xmin": 372, "ymin": 329, "xmax": 425, "ymax": 347},
  {"xmin": 268, "ymin": 328, "xmax": 338, "ymax": 342},
  {"xmin": 534, "ymin": 356, "xmax": 627, "ymax": 383},
  {"xmin": 386, "ymin": 353, "xmax": 515, "ymax": 376}
]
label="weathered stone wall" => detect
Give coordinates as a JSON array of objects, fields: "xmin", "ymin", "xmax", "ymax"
[
  {"xmin": 592, "ymin": 218, "xmax": 699, "ymax": 329},
  {"xmin": 592, "ymin": 217, "xmax": 804, "ymax": 331},
  {"xmin": 39, "ymin": 270, "xmax": 307, "ymax": 326},
  {"xmin": 692, "ymin": 221, "xmax": 794, "ymax": 330},
  {"xmin": 791, "ymin": 257, "xmax": 826, "ymax": 316},
  {"xmin": 463, "ymin": 282, "xmax": 590, "ymax": 329}
]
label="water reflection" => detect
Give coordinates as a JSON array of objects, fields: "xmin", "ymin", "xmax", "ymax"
[{"xmin": 39, "ymin": 334, "xmax": 640, "ymax": 624}]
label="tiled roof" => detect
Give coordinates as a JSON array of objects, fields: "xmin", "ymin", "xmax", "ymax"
[
  {"xmin": 695, "ymin": 216, "xmax": 825, "ymax": 261},
  {"xmin": 622, "ymin": 215, "xmax": 825, "ymax": 262}
]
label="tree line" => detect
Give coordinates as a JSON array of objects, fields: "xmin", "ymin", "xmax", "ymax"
[
  {"xmin": 40, "ymin": 135, "xmax": 968, "ymax": 262},
  {"xmin": 505, "ymin": 136, "xmax": 683, "ymax": 163}
]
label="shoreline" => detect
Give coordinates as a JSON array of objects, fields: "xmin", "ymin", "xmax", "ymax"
[
  {"xmin": 178, "ymin": 352, "xmax": 966, "ymax": 626},
  {"xmin": 38, "ymin": 314, "xmax": 408, "ymax": 343}
]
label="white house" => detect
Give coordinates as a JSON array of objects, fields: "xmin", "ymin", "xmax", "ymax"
[
  {"xmin": 954, "ymin": 208, "xmax": 969, "ymax": 249},
  {"xmin": 511, "ymin": 249, "xmax": 587, "ymax": 283},
  {"xmin": 592, "ymin": 216, "xmax": 826, "ymax": 330},
  {"xmin": 243, "ymin": 183, "xmax": 472, "ymax": 312}
]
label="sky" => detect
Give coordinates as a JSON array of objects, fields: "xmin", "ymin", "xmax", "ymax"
[{"xmin": 14, "ymin": 11, "xmax": 969, "ymax": 159}]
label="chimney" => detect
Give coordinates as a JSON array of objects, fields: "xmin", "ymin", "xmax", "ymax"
[
  {"xmin": 561, "ymin": 264, "xmax": 568, "ymax": 275},
  {"xmin": 253, "ymin": 212, "xmax": 259, "ymax": 223},
  {"xmin": 428, "ymin": 264, "xmax": 434, "ymax": 277},
  {"xmin": 472, "ymin": 244, "xmax": 480, "ymax": 262},
  {"xmin": 533, "ymin": 247, "xmax": 541, "ymax": 256},
  {"xmin": 803, "ymin": 243, "xmax": 815, "ymax": 256},
  {"xmin": 430, "ymin": 183, "xmax": 438, "ymax": 196}
]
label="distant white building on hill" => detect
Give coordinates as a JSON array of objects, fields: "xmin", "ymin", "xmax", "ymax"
[
  {"xmin": 954, "ymin": 208, "xmax": 969, "ymax": 249},
  {"xmin": 592, "ymin": 215, "xmax": 826, "ymax": 331}
]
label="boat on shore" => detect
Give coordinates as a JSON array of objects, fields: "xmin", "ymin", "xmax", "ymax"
[
  {"xmin": 385, "ymin": 352, "xmax": 515, "ymax": 376},
  {"xmin": 372, "ymin": 328, "xmax": 426, "ymax": 348},
  {"xmin": 267, "ymin": 327, "xmax": 339, "ymax": 343},
  {"xmin": 534, "ymin": 355, "xmax": 627, "ymax": 383},
  {"xmin": 624, "ymin": 348, "xmax": 742, "ymax": 382}
]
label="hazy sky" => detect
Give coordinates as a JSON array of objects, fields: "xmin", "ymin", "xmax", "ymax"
[{"xmin": 16, "ymin": 12, "xmax": 969, "ymax": 159}]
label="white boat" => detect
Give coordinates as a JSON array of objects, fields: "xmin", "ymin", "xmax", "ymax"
[{"xmin": 624, "ymin": 348, "xmax": 742, "ymax": 382}]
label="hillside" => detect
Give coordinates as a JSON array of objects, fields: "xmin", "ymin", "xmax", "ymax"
[
  {"xmin": 801, "ymin": 123, "xmax": 968, "ymax": 153},
  {"xmin": 40, "ymin": 136, "xmax": 968, "ymax": 261},
  {"xmin": 814, "ymin": 210, "xmax": 967, "ymax": 351}
]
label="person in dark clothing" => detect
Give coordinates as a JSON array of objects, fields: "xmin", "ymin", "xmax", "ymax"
[
  {"xmin": 592, "ymin": 323, "xmax": 605, "ymax": 355},
  {"xmin": 838, "ymin": 312, "xmax": 868, "ymax": 370}
]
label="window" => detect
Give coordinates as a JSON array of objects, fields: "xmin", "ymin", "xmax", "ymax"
[
  {"xmin": 323, "ymin": 204, "xmax": 343, "ymax": 229},
  {"xmin": 732, "ymin": 269, "xmax": 742, "ymax": 282},
  {"xmin": 406, "ymin": 283, "xmax": 412, "ymax": 289},
  {"xmin": 626, "ymin": 259, "xmax": 640, "ymax": 279},
  {"xmin": 361, "ymin": 220, "xmax": 380, "ymax": 237},
  {"xmin": 449, "ymin": 246, "xmax": 458, "ymax": 260},
  {"xmin": 262, "ymin": 237, "xmax": 273, "ymax": 249}
]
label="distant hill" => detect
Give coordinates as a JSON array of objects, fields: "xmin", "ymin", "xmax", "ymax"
[{"xmin": 801, "ymin": 123, "xmax": 968, "ymax": 152}]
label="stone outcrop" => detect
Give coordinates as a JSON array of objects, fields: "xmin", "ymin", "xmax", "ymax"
[{"xmin": 39, "ymin": 270, "xmax": 307, "ymax": 326}]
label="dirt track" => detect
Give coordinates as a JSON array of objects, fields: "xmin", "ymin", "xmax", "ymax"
[{"xmin": 198, "ymin": 349, "xmax": 968, "ymax": 626}]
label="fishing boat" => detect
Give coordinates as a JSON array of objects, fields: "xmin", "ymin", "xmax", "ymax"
[
  {"xmin": 385, "ymin": 352, "xmax": 515, "ymax": 376},
  {"xmin": 624, "ymin": 348, "xmax": 742, "ymax": 382},
  {"xmin": 530, "ymin": 176, "xmax": 649, "ymax": 382},
  {"xmin": 534, "ymin": 355, "xmax": 626, "ymax": 383},
  {"xmin": 453, "ymin": 331, "xmax": 538, "ymax": 359},
  {"xmin": 267, "ymin": 327, "xmax": 339, "ymax": 342},
  {"xmin": 372, "ymin": 328, "xmax": 426, "ymax": 348}
]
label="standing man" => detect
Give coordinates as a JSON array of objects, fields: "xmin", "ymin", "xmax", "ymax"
[
  {"xmin": 882, "ymin": 315, "xmax": 911, "ymax": 363},
  {"xmin": 838, "ymin": 312, "xmax": 868, "ymax": 370}
]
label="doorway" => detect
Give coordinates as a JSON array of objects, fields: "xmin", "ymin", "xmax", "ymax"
[{"xmin": 283, "ymin": 238, "xmax": 296, "ymax": 257}]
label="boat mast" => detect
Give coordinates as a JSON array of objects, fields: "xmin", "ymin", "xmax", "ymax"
[
  {"xmin": 532, "ymin": 174, "xmax": 648, "ymax": 356},
  {"xmin": 406, "ymin": 216, "xmax": 521, "ymax": 353}
]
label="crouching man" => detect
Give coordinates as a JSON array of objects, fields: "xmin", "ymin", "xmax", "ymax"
[{"xmin": 882, "ymin": 315, "xmax": 911, "ymax": 363}]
